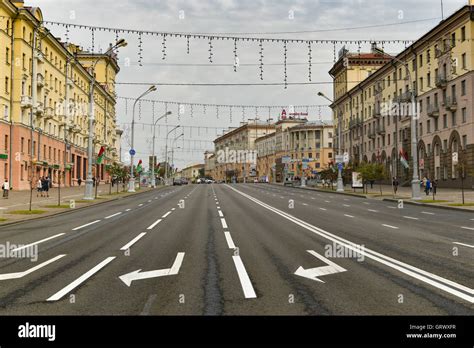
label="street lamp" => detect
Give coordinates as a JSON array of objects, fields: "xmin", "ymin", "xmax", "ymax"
[
  {"xmin": 151, "ymin": 111, "xmax": 172, "ymax": 188},
  {"xmin": 84, "ymin": 38, "xmax": 127, "ymax": 200},
  {"xmin": 128, "ymin": 85, "xmax": 157, "ymax": 193},
  {"xmin": 317, "ymin": 91, "xmax": 344, "ymax": 192},
  {"xmin": 164, "ymin": 125, "xmax": 180, "ymax": 183},
  {"xmin": 171, "ymin": 133, "xmax": 184, "ymax": 175},
  {"xmin": 372, "ymin": 47, "xmax": 421, "ymax": 200}
]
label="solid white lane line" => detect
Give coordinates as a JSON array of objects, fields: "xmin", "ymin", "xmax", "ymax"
[
  {"xmin": 138, "ymin": 204, "xmax": 143, "ymax": 207},
  {"xmin": 120, "ymin": 232, "xmax": 147, "ymax": 251},
  {"xmin": 125, "ymin": 208, "xmax": 131, "ymax": 211},
  {"xmin": 47, "ymin": 257, "xmax": 116, "ymax": 301},
  {"xmin": 218, "ymin": 210, "xmax": 224, "ymax": 217},
  {"xmin": 224, "ymin": 232, "xmax": 236, "ymax": 249},
  {"xmin": 368, "ymin": 209, "xmax": 379, "ymax": 213},
  {"xmin": 232, "ymin": 255, "xmax": 257, "ymax": 299},
  {"xmin": 227, "ymin": 185, "xmax": 474, "ymax": 303},
  {"xmin": 162, "ymin": 211, "xmax": 172, "ymax": 218},
  {"xmin": 453, "ymin": 242, "xmax": 474, "ymax": 248},
  {"xmin": 105, "ymin": 212, "xmax": 122, "ymax": 219},
  {"xmin": 11, "ymin": 233, "xmax": 65, "ymax": 252},
  {"xmin": 461, "ymin": 226, "xmax": 474, "ymax": 231},
  {"xmin": 344, "ymin": 214, "xmax": 354, "ymax": 218},
  {"xmin": 382, "ymin": 224, "xmax": 399, "ymax": 229},
  {"xmin": 422, "ymin": 211, "xmax": 435, "ymax": 215},
  {"xmin": 319, "ymin": 208, "xmax": 327, "ymax": 211},
  {"xmin": 72, "ymin": 220, "xmax": 101, "ymax": 231},
  {"xmin": 147, "ymin": 219, "xmax": 162, "ymax": 230},
  {"xmin": 171, "ymin": 208, "xmax": 176, "ymax": 211},
  {"xmin": 403, "ymin": 216, "xmax": 419, "ymax": 220},
  {"xmin": 221, "ymin": 218, "xmax": 228, "ymax": 229},
  {"xmin": 0, "ymin": 254, "xmax": 66, "ymax": 280}
]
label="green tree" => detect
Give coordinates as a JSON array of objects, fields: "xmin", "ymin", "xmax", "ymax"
[{"xmin": 357, "ymin": 162, "xmax": 387, "ymax": 194}]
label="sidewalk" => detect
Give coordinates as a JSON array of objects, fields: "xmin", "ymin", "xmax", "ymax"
[
  {"xmin": 0, "ymin": 184, "xmax": 153, "ymax": 224},
  {"xmin": 271, "ymin": 182, "xmax": 474, "ymax": 211}
]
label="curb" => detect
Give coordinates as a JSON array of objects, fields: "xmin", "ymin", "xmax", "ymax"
[
  {"xmin": 0, "ymin": 187, "xmax": 163, "ymax": 228},
  {"xmin": 269, "ymin": 183, "xmax": 367, "ymax": 199},
  {"xmin": 382, "ymin": 198, "xmax": 474, "ymax": 213}
]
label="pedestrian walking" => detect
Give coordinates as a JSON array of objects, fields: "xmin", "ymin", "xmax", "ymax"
[
  {"xmin": 37, "ymin": 177, "xmax": 43, "ymax": 197},
  {"xmin": 425, "ymin": 178, "xmax": 431, "ymax": 196},
  {"xmin": 42, "ymin": 176, "xmax": 49, "ymax": 198},
  {"xmin": 77, "ymin": 177, "xmax": 82, "ymax": 186},
  {"xmin": 432, "ymin": 179, "xmax": 438, "ymax": 195},
  {"xmin": 2, "ymin": 179, "xmax": 9, "ymax": 199},
  {"xmin": 392, "ymin": 177, "xmax": 399, "ymax": 194}
]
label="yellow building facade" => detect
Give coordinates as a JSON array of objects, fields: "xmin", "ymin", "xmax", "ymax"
[{"xmin": 0, "ymin": 0, "xmax": 121, "ymax": 189}]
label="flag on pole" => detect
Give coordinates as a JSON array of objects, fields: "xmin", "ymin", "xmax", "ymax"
[
  {"xmin": 137, "ymin": 159, "xmax": 143, "ymax": 173},
  {"xmin": 400, "ymin": 149, "xmax": 409, "ymax": 169},
  {"xmin": 96, "ymin": 146, "xmax": 105, "ymax": 164}
]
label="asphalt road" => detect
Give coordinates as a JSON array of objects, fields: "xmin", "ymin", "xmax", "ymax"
[{"xmin": 0, "ymin": 183, "xmax": 472, "ymax": 315}]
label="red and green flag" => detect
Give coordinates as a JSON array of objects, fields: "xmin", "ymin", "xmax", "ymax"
[
  {"xmin": 97, "ymin": 146, "xmax": 105, "ymax": 164},
  {"xmin": 136, "ymin": 159, "xmax": 143, "ymax": 173}
]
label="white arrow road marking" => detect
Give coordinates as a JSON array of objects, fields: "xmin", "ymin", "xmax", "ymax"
[
  {"xmin": 232, "ymin": 255, "xmax": 257, "ymax": 299},
  {"xmin": 294, "ymin": 250, "xmax": 346, "ymax": 283},
  {"xmin": 120, "ymin": 232, "xmax": 147, "ymax": 250},
  {"xmin": 47, "ymin": 257, "xmax": 116, "ymax": 301},
  {"xmin": 453, "ymin": 242, "xmax": 474, "ymax": 249},
  {"xmin": 105, "ymin": 212, "xmax": 122, "ymax": 219},
  {"xmin": 0, "ymin": 254, "xmax": 66, "ymax": 281},
  {"xmin": 72, "ymin": 220, "xmax": 101, "ymax": 231},
  {"xmin": 226, "ymin": 185, "xmax": 474, "ymax": 303},
  {"xmin": 147, "ymin": 219, "xmax": 162, "ymax": 230},
  {"xmin": 224, "ymin": 232, "xmax": 236, "ymax": 249},
  {"xmin": 10, "ymin": 233, "xmax": 65, "ymax": 252},
  {"xmin": 119, "ymin": 252, "xmax": 185, "ymax": 287}
]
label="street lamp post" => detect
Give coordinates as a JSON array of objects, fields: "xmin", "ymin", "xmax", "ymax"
[
  {"xmin": 170, "ymin": 133, "xmax": 184, "ymax": 175},
  {"xmin": 372, "ymin": 48, "xmax": 421, "ymax": 200},
  {"xmin": 84, "ymin": 39, "xmax": 127, "ymax": 199},
  {"xmin": 164, "ymin": 125, "xmax": 180, "ymax": 184},
  {"xmin": 151, "ymin": 111, "xmax": 172, "ymax": 188},
  {"xmin": 128, "ymin": 85, "xmax": 157, "ymax": 193},
  {"xmin": 318, "ymin": 92, "xmax": 344, "ymax": 192}
]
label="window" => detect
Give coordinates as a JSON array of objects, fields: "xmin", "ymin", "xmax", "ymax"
[
  {"xmin": 419, "ymin": 77, "xmax": 423, "ymax": 91},
  {"xmin": 21, "ymin": 137, "xmax": 24, "ymax": 153},
  {"xmin": 461, "ymin": 80, "xmax": 466, "ymax": 96},
  {"xmin": 451, "ymin": 32, "xmax": 456, "ymax": 47},
  {"xmin": 443, "ymin": 139, "xmax": 448, "ymax": 152},
  {"xmin": 22, "ymin": 53, "xmax": 26, "ymax": 69},
  {"xmin": 462, "ymin": 53, "xmax": 467, "ymax": 69},
  {"xmin": 388, "ymin": 134, "xmax": 390, "ymax": 145},
  {"xmin": 4, "ymin": 77, "xmax": 8, "ymax": 93},
  {"xmin": 419, "ymin": 54, "xmax": 423, "ymax": 68},
  {"xmin": 462, "ymin": 135, "xmax": 467, "ymax": 149},
  {"xmin": 328, "ymin": 152, "xmax": 332, "ymax": 159},
  {"xmin": 427, "ymin": 120, "xmax": 431, "ymax": 133},
  {"xmin": 452, "ymin": 111, "xmax": 457, "ymax": 126},
  {"xmin": 3, "ymin": 105, "xmax": 8, "ymax": 120},
  {"xmin": 427, "ymin": 72, "xmax": 431, "ymax": 87},
  {"xmin": 28, "ymin": 139, "xmax": 31, "ymax": 154},
  {"xmin": 20, "ymin": 165, "xmax": 24, "ymax": 181},
  {"xmin": 5, "ymin": 47, "xmax": 9, "ymax": 64},
  {"xmin": 4, "ymin": 135, "xmax": 8, "ymax": 151},
  {"xmin": 462, "ymin": 107, "xmax": 467, "ymax": 123},
  {"xmin": 461, "ymin": 26, "xmax": 466, "ymax": 41},
  {"xmin": 434, "ymin": 117, "xmax": 438, "ymax": 131},
  {"xmin": 443, "ymin": 114, "xmax": 447, "ymax": 128}
]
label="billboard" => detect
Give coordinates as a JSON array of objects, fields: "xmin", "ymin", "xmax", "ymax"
[{"xmin": 352, "ymin": 171, "xmax": 363, "ymax": 188}]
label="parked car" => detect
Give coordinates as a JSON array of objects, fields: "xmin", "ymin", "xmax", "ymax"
[{"xmin": 173, "ymin": 178, "xmax": 182, "ymax": 186}]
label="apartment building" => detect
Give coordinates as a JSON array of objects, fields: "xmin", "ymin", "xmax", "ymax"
[
  {"xmin": 0, "ymin": 0, "xmax": 122, "ymax": 190},
  {"xmin": 329, "ymin": 4, "xmax": 474, "ymax": 187}
]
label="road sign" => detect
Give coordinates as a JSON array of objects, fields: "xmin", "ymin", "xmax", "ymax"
[
  {"xmin": 343, "ymin": 152, "xmax": 349, "ymax": 164},
  {"xmin": 302, "ymin": 158, "xmax": 309, "ymax": 170},
  {"xmin": 337, "ymin": 163, "xmax": 343, "ymax": 171},
  {"xmin": 129, "ymin": 149, "xmax": 136, "ymax": 156},
  {"xmin": 335, "ymin": 155, "xmax": 344, "ymax": 164},
  {"xmin": 452, "ymin": 152, "xmax": 458, "ymax": 165}
]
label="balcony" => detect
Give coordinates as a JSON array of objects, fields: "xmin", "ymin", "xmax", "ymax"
[
  {"xmin": 393, "ymin": 91, "xmax": 413, "ymax": 104},
  {"xmin": 445, "ymin": 96, "xmax": 457, "ymax": 111},
  {"xmin": 435, "ymin": 75, "xmax": 447, "ymax": 89},
  {"xmin": 35, "ymin": 102, "xmax": 44, "ymax": 115},
  {"xmin": 368, "ymin": 129, "xmax": 376, "ymax": 139},
  {"xmin": 427, "ymin": 104, "xmax": 440, "ymax": 118},
  {"xmin": 20, "ymin": 96, "xmax": 32, "ymax": 108},
  {"xmin": 373, "ymin": 107, "xmax": 382, "ymax": 118},
  {"xmin": 349, "ymin": 118, "xmax": 362, "ymax": 129},
  {"xmin": 376, "ymin": 124, "xmax": 386, "ymax": 135},
  {"xmin": 37, "ymin": 73, "xmax": 44, "ymax": 87},
  {"xmin": 44, "ymin": 106, "xmax": 54, "ymax": 120}
]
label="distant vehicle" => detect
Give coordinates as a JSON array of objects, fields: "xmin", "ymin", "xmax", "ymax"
[
  {"xmin": 196, "ymin": 178, "xmax": 202, "ymax": 184},
  {"xmin": 205, "ymin": 179, "xmax": 214, "ymax": 184},
  {"xmin": 181, "ymin": 178, "xmax": 188, "ymax": 185},
  {"xmin": 173, "ymin": 178, "xmax": 182, "ymax": 186},
  {"xmin": 253, "ymin": 178, "xmax": 258, "ymax": 183}
]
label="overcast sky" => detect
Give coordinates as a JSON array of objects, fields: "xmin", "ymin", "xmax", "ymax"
[{"xmin": 28, "ymin": 0, "xmax": 468, "ymax": 170}]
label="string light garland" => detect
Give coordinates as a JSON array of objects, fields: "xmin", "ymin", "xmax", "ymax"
[
  {"xmin": 162, "ymin": 34, "xmax": 167, "ymax": 60},
  {"xmin": 283, "ymin": 40, "xmax": 288, "ymax": 89},
  {"xmin": 138, "ymin": 32, "xmax": 143, "ymax": 66},
  {"xmin": 307, "ymin": 41, "xmax": 312, "ymax": 82},
  {"xmin": 259, "ymin": 39, "xmax": 264, "ymax": 80}
]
